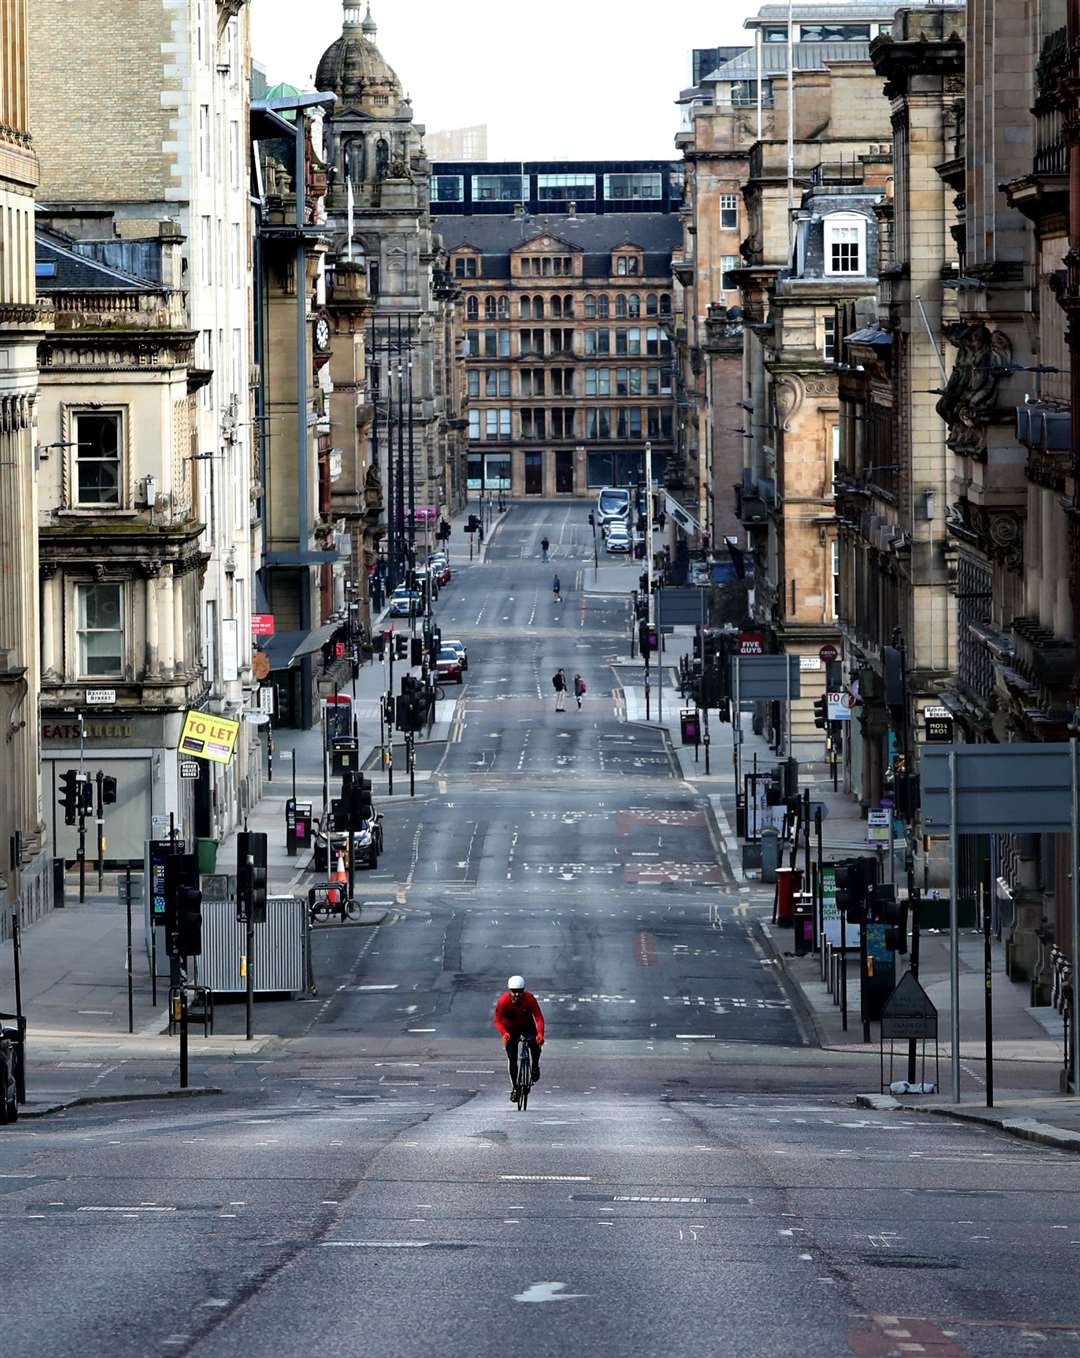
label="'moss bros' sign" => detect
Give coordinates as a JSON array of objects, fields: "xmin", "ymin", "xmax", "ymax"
[{"xmin": 178, "ymin": 710, "xmax": 240, "ymax": 766}]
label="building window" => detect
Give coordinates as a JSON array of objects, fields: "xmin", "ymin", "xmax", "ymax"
[
  {"xmin": 586, "ymin": 329, "xmax": 610, "ymax": 356},
  {"xmin": 550, "ymin": 328, "xmax": 573, "ymax": 353},
  {"xmin": 823, "ymin": 315, "xmax": 836, "ymax": 361},
  {"xmin": 615, "ymin": 254, "xmax": 641, "ymax": 276},
  {"xmin": 832, "ymin": 539, "xmax": 841, "ymax": 619},
  {"xmin": 720, "ymin": 194, "xmax": 739, "ymax": 230},
  {"xmin": 464, "ymin": 330, "xmax": 480, "ymax": 357},
  {"xmin": 537, "ymin": 173, "xmax": 596, "ymax": 200},
  {"xmin": 762, "ymin": 25, "xmax": 788, "ymax": 42},
  {"xmin": 521, "ymin": 369, "xmax": 545, "ymax": 397},
  {"xmin": 466, "ymin": 296, "xmax": 479, "ymax": 320},
  {"xmin": 645, "ymin": 328, "xmax": 670, "ymax": 357},
  {"xmin": 229, "ymin": 120, "xmax": 241, "ymax": 189},
  {"xmin": 615, "ymin": 329, "xmax": 641, "ymax": 356},
  {"xmin": 472, "ymin": 174, "xmax": 529, "ymax": 203},
  {"xmin": 533, "ymin": 295, "xmax": 545, "ymax": 319},
  {"xmin": 454, "ymin": 255, "xmax": 478, "ymax": 278},
  {"xmin": 551, "ymin": 409, "xmax": 576, "ymax": 439},
  {"xmin": 551, "ymin": 369, "xmax": 574, "ymax": 396},
  {"xmin": 484, "ymin": 296, "xmax": 497, "ymax": 320},
  {"xmin": 720, "ymin": 256, "xmax": 740, "ymax": 285},
  {"xmin": 200, "ymin": 215, "xmax": 213, "ymax": 284},
  {"xmin": 468, "ymin": 410, "xmax": 480, "ymax": 439},
  {"xmin": 597, "ymin": 295, "xmax": 610, "ymax": 318},
  {"xmin": 431, "ymin": 175, "xmax": 464, "ymax": 203},
  {"xmin": 231, "ymin": 222, "xmax": 242, "ymax": 285},
  {"xmin": 76, "ymin": 583, "xmax": 124, "ymax": 678},
  {"xmin": 646, "ymin": 293, "xmax": 658, "ymax": 316},
  {"xmin": 648, "ymin": 408, "xmax": 673, "ymax": 439},
  {"xmin": 521, "ymin": 329, "xmax": 545, "ymax": 357},
  {"xmin": 587, "ymin": 409, "xmax": 612, "ymax": 440},
  {"xmin": 616, "ymin": 409, "xmax": 642, "ymax": 440},
  {"xmin": 485, "ymin": 369, "xmax": 511, "ymax": 397},
  {"xmin": 604, "ymin": 172, "xmax": 662, "ymax": 201},
  {"xmin": 659, "ymin": 294, "xmax": 672, "ymax": 314},
  {"xmin": 826, "ymin": 219, "xmax": 863, "ymax": 275},
  {"xmin": 498, "ymin": 296, "xmax": 510, "ymax": 319},
  {"xmin": 199, "ymin": 104, "xmax": 211, "ymax": 176},
  {"xmin": 584, "ymin": 295, "xmax": 596, "ymax": 319},
  {"xmin": 731, "ymin": 79, "xmax": 771, "ymax": 107},
  {"xmin": 615, "ymin": 368, "xmax": 642, "ymax": 397},
  {"xmin": 800, "ymin": 22, "xmax": 870, "ymax": 42},
  {"xmin": 467, "ymin": 370, "xmax": 480, "ymax": 398},
  {"xmin": 73, "ymin": 411, "xmax": 123, "ymax": 506},
  {"xmin": 563, "ymin": 294, "xmax": 575, "ymax": 318}
]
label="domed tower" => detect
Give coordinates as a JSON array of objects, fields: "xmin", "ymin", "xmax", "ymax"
[{"xmin": 315, "ymin": 3, "xmax": 426, "ymax": 212}]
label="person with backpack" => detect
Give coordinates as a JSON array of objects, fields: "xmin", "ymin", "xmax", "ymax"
[
  {"xmin": 573, "ymin": 673, "xmax": 587, "ymax": 709},
  {"xmin": 552, "ymin": 668, "xmax": 567, "ymax": 711}
]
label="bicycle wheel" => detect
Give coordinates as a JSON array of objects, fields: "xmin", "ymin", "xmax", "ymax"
[
  {"xmin": 345, "ymin": 897, "xmax": 363, "ymax": 921},
  {"xmin": 516, "ymin": 1047, "xmax": 532, "ymax": 1112},
  {"xmin": 311, "ymin": 901, "xmax": 332, "ymax": 924},
  {"xmin": 434, "ymin": 683, "xmax": 447, "ymax": 701}
]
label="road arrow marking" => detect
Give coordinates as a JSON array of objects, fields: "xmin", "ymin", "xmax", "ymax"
[{"xmin": 514, "ymin": 1283, "xmax": 590, "ymax": 1303}]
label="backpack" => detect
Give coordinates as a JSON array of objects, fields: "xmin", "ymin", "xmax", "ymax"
[
  {"xmin": 579, "ymin": 679, "xmax": 587, "ymax": 694},
  {"xmin": 552, "ymin": 673, "xmax": 561, "ymax": 690}
]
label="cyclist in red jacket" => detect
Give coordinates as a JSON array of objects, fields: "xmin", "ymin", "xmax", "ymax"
[{"xmin": 494, "ymin": 975, "xmax": 545, "ymax": 1100}]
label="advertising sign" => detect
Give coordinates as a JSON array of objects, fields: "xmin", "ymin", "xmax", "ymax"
[
  {"xmin": 738, "ymin": 630, "xmax": 764, "ymax": 656},
  {"xmin": 826, "ymin": 692, "xmax": 852, "ymax": 722},
  {"xmin": 251, "ymin": 614, "xmax": 275, "ymax": 637},
  {"xmin": 178, "ymin": 709, "xmax": 240, "ymax": 765},
  {"xmin": 866, "ymin": 807, "xmax": 892, "ymax": 843}
]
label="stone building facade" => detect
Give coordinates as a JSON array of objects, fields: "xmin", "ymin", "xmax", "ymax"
[
  {"xmin": 315, "ymin": 2, "xmax": 461, "ymax": 591},
  {"xmin": 29, "ymin": 0, "xmax": 260, "ymax": 845},
  {"xmin": 836, "ymin": 5, "xmax": 965, "ymax": 808},
  {"xmin": 34, "ymin": 225, "xmax": 207, "ymax": 864},
  {"xmin": 0, "ymin": 0, "xmax": 51, "ymax": 938}
]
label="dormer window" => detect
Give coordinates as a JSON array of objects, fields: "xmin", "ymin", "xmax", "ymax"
[
  {"xmin": 454, "ymin": 253, "xmax": 479, "ymax": 279},
  {"xmin": 823, "ymin": 213, "xmax": 867, "ymax": 277},
  {"xmin": 614, "ymin": 252, "xmax": 641, "ymax": 277}
]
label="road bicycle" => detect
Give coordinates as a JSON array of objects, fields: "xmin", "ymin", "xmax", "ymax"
[
  {"xmin": 308, "ymin": 885, "xmax": 362, "ymax": 925},
  {"xmin": 513, "ymin": 1038, "xmax": 534, "ymax": 1111}
]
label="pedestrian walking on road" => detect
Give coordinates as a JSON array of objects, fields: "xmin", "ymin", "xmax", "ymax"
[
  {"xmin": 552, "ymin": 573, "xmax": 561, "ymax": 603},
  {"xmin": 541, "ymin": 536, "xmax": 550, "ymax": 562},
  {"xmin": 552, "ymin": 668, "xmax": 567, "ymax": 711},
  {"xmin": 573, "ymin": 673, "xmax": 586, "ymax": 710}
]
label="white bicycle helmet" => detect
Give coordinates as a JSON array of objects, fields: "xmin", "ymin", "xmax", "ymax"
[{"xmin": 507, "ymin": 975, "xmax": 526, "ymax": 992}]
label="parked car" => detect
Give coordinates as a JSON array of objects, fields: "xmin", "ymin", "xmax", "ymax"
[
  {"xmin": 313, "ymin": 812, "xmax": 384, "ymax": 871},
  {"xmin": 388, "ymin": 588, "xmax": 421, "ymax": 617},
  {"xmin": 427, "ymin": 555, "xmax": 451, "ymax": 585},
  {"xmin": 435, "ymin": 646, "xmax": 464, "ymax": 683},
  {"xmin": 606, "ymin": 527, "xmax": 632, "ymax": 554},
  {"xmin": 440, "ymin": 638, "xmax": 468, "ymax": 671}
]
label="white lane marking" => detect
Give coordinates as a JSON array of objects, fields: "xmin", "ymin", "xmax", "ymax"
[
  {"xmin": 501, "ymin": 1175, "xmax": 591, "ymax": 1182},
  {"xmin": 321, "ymin": 1241, "xmax": 433, "ymax": 1249},
  {"xmin": 514, "ymin": 1282, "xmax": 589, "ymax": 1303}
]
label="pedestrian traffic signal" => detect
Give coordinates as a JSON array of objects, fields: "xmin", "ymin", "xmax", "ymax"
[
  {"xmin": 394, "ymin": 634, "xmax": 408, "ymax": 661},
  {"xmin": 466, "ymin": 514, "xmax": 480, "ymax": 532},
  {"xmin": 342, "ymin": 771, "xmax": 373, "ymax": 827},
  {"xmin": 813, "ymin": 695, "xmax": 828, "ymax": 729},
  {"xmin": 59, "ymin": 768, "xmax": 80, "ymax": 826},
  {"xmin": 100, "ymin": 774, "xmax": 117, "ymax": 806},
  {"xmin": 237, "ymin": 831, "xmax": 268, "ymax": 925},
  {"xmin": 639, "ymin": 621, "xmax": 658, "ymax": 655},
  {"xmin": 872, "ymin": 883, "xmax": 907, "ymax": 954},
  {"xmin": 164, "ymin": 852, "xmax": 202, "ymax": 957},
  {"xmin": 438, "ymin": 519, "xmax": 451, "ymax": 541},
  {"xmin": 410, "ymin": 636, "xmax": 424, "ymax": 667}
]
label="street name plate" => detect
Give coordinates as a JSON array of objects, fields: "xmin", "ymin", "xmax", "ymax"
[
  {"xmin": 85, "ymin": 689, "xmax": 116, "ymax": 705},
  {"xmin": 880, "ymin": 972, "xmax": 938, "ymax": 1041}
]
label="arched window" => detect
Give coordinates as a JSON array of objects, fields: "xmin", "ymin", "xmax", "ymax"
[
  {"xmin": 550, "ymin": 295, "xmax": 562, "ymax": 318},
  {"xmin": 628, "ymin": 294, "xmax": 641, "ymax": 318},
  {"xmin": 615, "ymin": 295, "xmax": 628, "ymax": 318},
  {"xmin": 466, "ymin": 296, "xmax": 479, "ymax": 320},
  {"xmin": 646, "ymin": 293, "xmax": 658, "ymax": 316},
  {"xmin": 659, "ymin": 293, "xmax": 672, "ymax": 314},
  {"xmin": 564, "ymin": 294, "xmax": 575, "ymax": 317},
  {"xmin": 484, "ymin": 296, "xmax": 496, "ymax": 320},
  {"xmin": 597, "ymin": 295, "xmax": 610, "ymax": 319},
  {"xmin": 534, "ymin": 295, "xmax": 545, "ymax": 319},
  {"xmin": 585, "ymin": 295, "xmax": 597, "ymax": 319},
  {"xmin": 498, "ymin": 296, "xmax": 510, "ymax": 319},
  {"xmin": 520, "ymin": 297, "xmax": 532, "ymax": 319},
  {"xmin": 375, "ymin": 138, "xmax": 390, "ymax": 180}
]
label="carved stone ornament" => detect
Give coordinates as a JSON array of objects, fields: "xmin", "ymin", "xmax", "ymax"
[
  {"xmin": 935, "ymin": 322, "xmax": 1013, "ymax": 460},
  {"xmin": 774, "ymin": 375, "xmax": 805, "ymax": 432}
]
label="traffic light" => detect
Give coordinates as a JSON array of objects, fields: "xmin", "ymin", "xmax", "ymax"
[
  {"xmin": 587, "ymin": 512, "xmax": 595, "ymax": 527},
  {"xmin": 164, "ymin": 852, "xmax": 202, "ymax": 957},
  {"xmin": 59, "ymin": 769, "xmax": 80, "ymax": 826},
  {"xmin": 834, "ymin": 857, "xmax": 875, "ymax": 925},
  {"xmin": 394, "ymin": 634, "xmax": 408, "ymax": 661},
  {"xmin": 466, "ymin": 514, "xmax": 480, "ymax": 532},
  {"xmin": 872, "ymin": 883, "xmax": 907, "ymax": 954},
  {"xmin": 237, "ymin": 831, "xmax": 268, "ymax": 925},
  {"xmin": 410, "ymin": 636, "xmax": 424, "ymax": 667},
  {"xmin": 634, "ymin": 541, "xmax": 645, "ymax": 559},
  {"xmin": 894, "ymin": 770, "xmax": 920, "ymax": 822},
  {"xmin": 372, "ymin": 631, "xmax": 386, "ymax": 658},
  {"xmin": 100, "ymin": 774, "xmax": 117, "ymax": 806},
  {"xmin": 78, "ymin": 777, "xmax": 94, "ymax": 817},
  {"xmin": 343, "ymin": 771, "xmax": 373, "ymax": 827},
  {"xmin": 438, "ymin": 519, "xmax": 451, "ymax": 541},
  {"xmin": 813, "ymin": 695, "xmax": 828, "ymax": 730},
  {"xmin": 639, "ymin": 621, "xmax": 658, "ymax": 654}
]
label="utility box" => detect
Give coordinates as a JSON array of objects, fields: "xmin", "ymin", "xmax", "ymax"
[
  {"xmin": 286, "ymin": 799, "xmax": 313, "ymax": 857},
  {"xmin": 196, "ymin": 896, "xmax": 309, "ymax": 996},
  {"xmin": 760, "ymin": 829, "xmax": 780, "ymax": 883},
  {"xmin": 792, "ymin": 891, "xmax": 815, "ymax": 955}
]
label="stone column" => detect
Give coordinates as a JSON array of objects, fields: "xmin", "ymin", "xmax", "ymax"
[
  {"xmin": 40, "ymin": 563, "xmax": 59, "ymax": 681},
  {"xmin": 143, "ymin": 560, "xmax": 162, "ymax": 679},
  {"xmin": 158, "ymin": 567, "xmax": 175, "ymax": 677},
  {"xmin": 173, "ymin": 567, "xmax": 186, "ymax": 677}
]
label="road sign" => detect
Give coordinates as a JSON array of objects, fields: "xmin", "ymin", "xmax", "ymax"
[
  {"xmin": 117, "ymin": 876, "xmax": 143, "ymax": 900},
  {"xmin": 921, "ymin": 743, "xmax": 1076, "ymax": 833},
  {"xmin": 258, "ymin": 685, "xmax": 275, "ymax": 715},
  {"xmin": 819, "ymin": 643, "xmax": 839, "ymax": 663},
  {"xmin": 85, "ymin": 689, "xmax": 115, "ymax": 705},
  {"xmin": 732, "ymin": 654, "xmax": 802, "ymax": 701},
  {"xmin": 880, "ymin": 972, "xmax": 938, "ymax": 1041},
  {"xmin": 178, "ymin": 709, "xmax": 240, "ymax": 765},
  {"xmin": 179, "ymin": 760, "xmax": 201, "ymax": 780},
  {"xmin": 656, "ymin": 589, "xmax": 707, "ymax": 627},
  {"xmin": 866, "ymin": 808, "xmax": 891, "ymax": 843},
  {"xmin": 251, "ymin": 614, "xmax": 275, "ymax": 637},
  {"xmin": 827, "ymin": 692, "xmax": 851, "ymax": 722}
]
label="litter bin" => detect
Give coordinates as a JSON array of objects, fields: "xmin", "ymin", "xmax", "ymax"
[
  {"xmin": 774, "ymin": 867, "xmax": 802, "ymax": 925},
  {"xmin": 195, "ymin": 837, "xmax": 218, "ymax": 874},
  {"xmin": 0, "ymin": 1011, "xmax": 26, "ymax": 1119}
]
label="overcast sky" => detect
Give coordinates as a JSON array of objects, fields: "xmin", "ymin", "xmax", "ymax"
[{"xmin": 251, "ymin": 0, "xmax": 760, "ymax": 160}]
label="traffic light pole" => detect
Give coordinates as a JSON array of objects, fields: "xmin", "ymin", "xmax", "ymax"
[
  {"xmin": 408, "ymin": 732, "xmax": 416, "ymax": 797},
  {"xmin": 245, "ymin": 909, "xmax": 255, "ymax": 1043},
  {"xmin": 77, "ymin": 796, "xmax": 87, "ymax": 903},
  {"xmin": 95, "ymin": 770, "xmax": 105, "ymax": 894}
]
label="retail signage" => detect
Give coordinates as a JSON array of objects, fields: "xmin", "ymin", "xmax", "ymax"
[
  {"xmin": 738, "ymin": 631, "xmax": 764, "ymax": 655},
  {"xmin": 251, "ymin": 614, "xmax": 275, "ymax": 637},
  {"xmin": 178, "ymin": 709, "xmax": 240, "ymax": 765},
  {"xmin": 819, "ymin": 643, "xmax": 839, "ymax": 663}
]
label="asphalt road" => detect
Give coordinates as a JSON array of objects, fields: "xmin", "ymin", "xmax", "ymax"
[{"xmin": 3, "ymin": 502, "xmax": 1080, "ymax": 1357}]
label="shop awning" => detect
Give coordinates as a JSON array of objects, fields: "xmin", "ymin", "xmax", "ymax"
[{"xmin": 260, "ymin": 623, "xmax": 339, "ymax": 671}]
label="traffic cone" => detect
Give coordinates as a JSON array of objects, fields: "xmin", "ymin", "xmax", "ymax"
[{"xmin": 329, "ymin": 850, "xmax": 347, "ymax": 905}]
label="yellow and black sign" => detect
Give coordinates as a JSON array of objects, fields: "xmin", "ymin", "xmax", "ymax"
[{"xmin": 179, "ymin": 709, "xmax": 240, "ymax": 765}]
